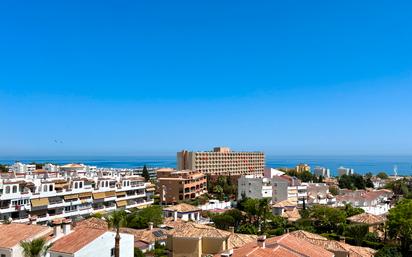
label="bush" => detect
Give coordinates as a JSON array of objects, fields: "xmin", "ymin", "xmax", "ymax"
[
  {"xmin": 134, "ymin": 248, "xmax": 145, "ymax": 257},
  {"xmin": 375, "ymin": 246, "xmax": 402, "ymax": 257},
  {"xmin": 267, "ymin": 228, "xmax": 284, "ymax": 236},
  {"xmin": 362, "ymin": 240, "xmax": 384, "ymax": 250}
]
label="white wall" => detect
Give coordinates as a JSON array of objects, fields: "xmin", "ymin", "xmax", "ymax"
[{"xmin": 49, "ymin": 232, "xmax": 134, "ymax": 257}]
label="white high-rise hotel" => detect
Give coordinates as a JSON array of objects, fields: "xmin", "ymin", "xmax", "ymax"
[{"xmin": 177, "ymin": 147, "xmax": 265, "ymax": 176}]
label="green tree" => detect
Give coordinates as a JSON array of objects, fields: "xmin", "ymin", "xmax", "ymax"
[
  {"xmin": 20, "ymin": 238, "xmax": 52, "ymax": 257},
  {"xmin": 141, "ymin": 165, "xmax": 150, "ymax": 181},
  {"xmin": 107, "ymin": 210, "xmax": 127, "ymax": 257},
  {"xmin": 134, "ymin": 248, "xmax": 146, "ymax": 257},
  {"xmin": 344, "ymin": 204, "xmax": 365, "ymax": 217},
  {"xmin": 132, "ymin": 206, "xmax": 164, "ymax": 228},
  {"xmin": 213, "ymin": 185, "xmax": 224, "ymax": 200},
  {"xmin": 309, "ymin": 206, "xmax": 347, "ymax": 233},
  {"xmin": 329, "ymin": 186, "xmax": 339, "ymax": 196},
  {"xmin": 376, "ymin": 172, "xmax": 389, "ymax": 180},
  {"xmin": 344, "ymin": 224, "xmax": 369, "ymax": 245},
  {"xmin": 387, "ymin": 199, "xmax": 412, "ymax": 255},
  {"xmin": 212, "ymin": 214, "xmax": 235, "ymax": 230},
  {"xmin": 257, "ymin": 198, "xmax": 271, "ymax": 233},
  {"xmin": 0, "ymin": 164, "xmax": 8, "ymax": 173},
  {"xmin": 375, "ymin": 246, "xmax": 402, "ymax": 257}
]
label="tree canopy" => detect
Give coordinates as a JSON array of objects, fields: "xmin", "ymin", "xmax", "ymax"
[{"xmin": 387, "ymin": 199, "xmax": 412, "ymax": 255}]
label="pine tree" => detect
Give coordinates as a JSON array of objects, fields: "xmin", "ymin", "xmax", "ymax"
[{"xmin": 142, "ymin": 165, "xmax": 150, "ymax": 181}]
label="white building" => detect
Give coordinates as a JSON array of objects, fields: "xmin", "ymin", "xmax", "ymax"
[
  {"xmin": 338, "ymin": 166, "xmax": 354, "ymax": 176},
  {"xmin": 43, "ymin": 163, "xmax": 60, "ymax": 173},
  {"xmin": 0, "ymin": 168, "xmax": 154, "ymax": 223},
  {"xmin": 49, "ymin": 227, "xmax": 134, "ymax": 257},
  {"xmin": 0, "ymin": 223, "xmax": 52, "ymax": 257},
  {"xmin": 238, "ymin": 175, "xmax": 273, "ymax": 200},
  {"xmin": 304, "ymin": 183, "xmax": 336, "ymax": 206},
  {"xmin": 163, "ymin": 203, "xmax": 201, "ymax": 221},
  {"xmin": 313, "ymin": 166, "xmax": 330, "ymax": 178},
  {"xmin": 8, "ymin": 162, "xmax": 36, "ymax": 174},
  {"xmin": 237, "ymin": 174, "xmax": 307, "ymax": 206},
  {"xmin": 263, "ymin": 167, "xmax": 284, "ymax": 178}
]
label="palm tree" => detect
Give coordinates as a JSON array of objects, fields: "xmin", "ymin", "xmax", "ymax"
[
  {"xmin": 258, "ymin": 198, "xmax": 271, "ymax": 233},
  {"xmin": 107, "ymin": 210, "xmax": 127, "ymax": 257},
  {"xmin": 20, "ymin": 238, "xmax": 51, "ymax": 257}
]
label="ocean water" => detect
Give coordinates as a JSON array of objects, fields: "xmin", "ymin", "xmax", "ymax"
[{"xmin": 1, "ymin": 155, "xmax": 412, "ymax": 176}]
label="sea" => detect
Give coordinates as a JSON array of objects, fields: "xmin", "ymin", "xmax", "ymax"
[{"xmin": 1, "ymin": 155, "xmax": 412, "ymax": 177}]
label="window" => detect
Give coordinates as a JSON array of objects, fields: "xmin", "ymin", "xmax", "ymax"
[
  {"xmin": 74, "ymin": 182, "xmax": 78, "ymax": 189},
  {"xmin": 1, "ymin": 254, "xmax": 6, "ymax": 257},
  {"xmin": 49, "ymin": 185, "xmax": 53, "ymax": 191},
  {"xmin": 43, "ymin": 185, "xmax": 48, "ymax": 192},
  {"xmin": 79, "ymin": 182, "xmax": 83, "ymax": 188},
  {"xmin": 12, "ymin": 185, "xmax": 18, "ymax": 193},
  {"xmin": 111, "ymin": 248, "xmax": 115, "ymax": 257}
]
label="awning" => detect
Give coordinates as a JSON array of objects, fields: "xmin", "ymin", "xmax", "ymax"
[
  {"xmin": 93, "ymin": 192, "xmax": 106, "ymax": 200},
  {"xmin": 63, "ymin": 194, "xmax": 78, "ymax": 200},
  {"xmin": 105, "ymin": 191, "xmax": 116, "ymax": 198},
  {"xmin": 31, "ymin": 198, "xmax": 49, "ymax": 207},
  {"xmin": 116, "ymin": 191, "xmax": 126, "ymax": 197},
  {"xmin": 116, "ymin": 200, "xmax": 127, "ymax": 207},
  {"xmin": 79, "ymin": 192, "xmax": 92, "ymax": 198}
]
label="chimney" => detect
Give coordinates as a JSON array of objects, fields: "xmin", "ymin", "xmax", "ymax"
[
  {"xmin": 62, "ymin": 219, "xmax": 72, "ymax": 234},
  {"xmin": 29, "ymin": 216, "xmax": 37, "ymax": 225},
  {"xmin": 52, "ymin": 219, "xmax": 63, "ymax": 238},
  {"xmin": 339, "ymin": 236, "xmax": 346, "ymax": 243},
  {"xmin": 220, "ymin": 249, "xmax": 233, "ymax": 257},
  {"xmin": 148, "ymin": 222, "xmax": 154, "ymax": 230},
  {"xmin": 257, "ymin": 235, "xmax": 266, "ymax": 248},
  {"xmin": 229, "ymin": 226, "xmax": 235, "ymax": 234}
]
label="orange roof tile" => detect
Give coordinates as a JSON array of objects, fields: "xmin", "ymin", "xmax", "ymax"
[
  {"xmin": 50, "ymin": 228, "xmax": 106, "ymax": 254},
  {"xmin": 0, "ymin": 224, "xmax": 51, "ymax": 249}
]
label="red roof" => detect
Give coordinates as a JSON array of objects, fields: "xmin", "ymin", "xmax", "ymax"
[
  {"xmin": 227, "ymin": 233, "xmax": 334, "ymax": 257},
  {"xmin": 50, "ymin": 228, "xmax": 106, "ymax": 254}
]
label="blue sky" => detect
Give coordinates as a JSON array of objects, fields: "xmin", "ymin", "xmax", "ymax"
[{"xmin": 1, "ymin": 1, "xmax": 412, "ymax": 156}]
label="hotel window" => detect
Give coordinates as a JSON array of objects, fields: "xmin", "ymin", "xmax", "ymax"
[
  {"xmin": 111, "ymin": 248, "xmax": 115, "ymax": 257},
  {"xmin": 5, "ymin": 186, "xmax": 10, "ymax": 194},
  {"xmin": 12, "ymin": 185, "xmax": 18, "ymax": 193}
]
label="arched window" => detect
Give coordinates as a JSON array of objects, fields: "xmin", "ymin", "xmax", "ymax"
[
  {"xmin": 79, "ymin": 182, "xmax": 83, "ymax": 188},
  {"xmin": 105, "ymin": 181, "xmax": 109, "ymax": 187},
  {"xmin": 49, "ymin": 185, "xmax": 53, "ymax": 191},
  {"xmin": 5, "ymin": 186, "xmax": 10, "ymax": 194},
  {"xmin": 12, "ymin": 185, "xmax": 17, "ymax": 193},
  {"xmin": 43, "ymin": 185, "xmax": 48, "ymax": 192},
  {"xmin": 74, "ymin": 182, "xmax": 78, "ymax": 189}
]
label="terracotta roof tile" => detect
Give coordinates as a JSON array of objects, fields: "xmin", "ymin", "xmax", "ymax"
[
  {"xmin": 0, "ymin": 224, "xmax": 52, "ymax": 249},
  {"xmin": 50, "ymin": 228, "xmax": 106, "ymax": 254},
  {"xmin": 163, "ymin": 203, "xmax": 200, "ymax": 212},
  {"xmin": 347, "ymin": 213, "xmax": 386, "ymax": 225}
]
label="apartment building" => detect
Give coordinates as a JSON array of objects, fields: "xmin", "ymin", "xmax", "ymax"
[
  {"xmin": 337, "ymin": 166, "xmax": 354, "ymax": 176},
  {"xmin": 305, "ymin": 183, "xmax": 336, "ymax": 206},
  {"xmin": 8, "ymin": 162, "xmax": 36, "ymax": 174},
  {"xmin": 237, "ymin": 175, "xmax": 273, "ymax": 200},
  {"xmin": 0, "ymin": 167, "xmax": 153, "ymax": 223},
  {"xmin": 177, "ymin": 147, "xmax": 264, "ymax": 177},
  {"xmin": 237, "ymin": 174, "xmax": 307, "ymax": 205},
  {"xmin": 272, "ymin": 175, "xmax": 307, "ymax": 205},
  {"xmin": 157, "ymin": 168, "xmax": 207, "ymax": 204},
  {"xmin": 296, "ymin": 163, "xmax": 311, "ymax": 173},
  {"xmin": 313, "ymin": 166, "xmax": 330, "ymax": 178}
]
